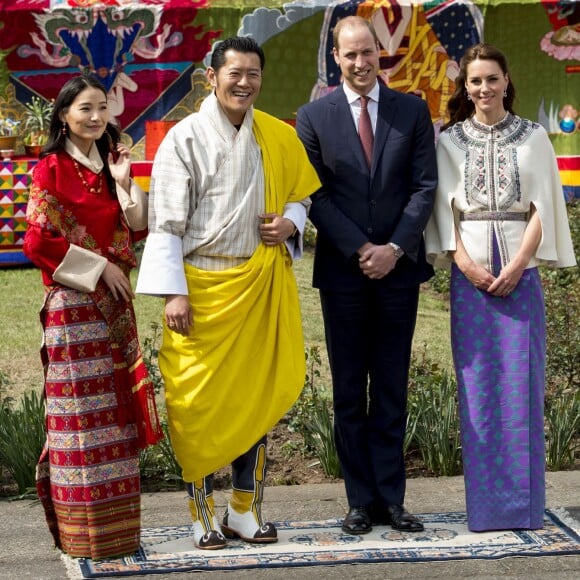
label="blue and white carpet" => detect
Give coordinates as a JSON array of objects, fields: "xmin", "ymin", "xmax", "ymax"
[{"xmin": 65, "ymin": 509, "xmax": 580, "ymax": 578}]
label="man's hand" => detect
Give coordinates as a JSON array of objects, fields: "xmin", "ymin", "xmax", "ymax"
[
  {"xmin": 358, "ymin": 243, "xmax": 398, "ymax": 279},
  {"xmin": 165, "ymin": 295, "xmax": 193, "ymax": 336},
  {"xmin": 259, "ymin": 213, "xmax": 296, "ymax": 245}
]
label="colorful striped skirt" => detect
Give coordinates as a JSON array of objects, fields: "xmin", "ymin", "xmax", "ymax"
[
  {"xmin": 450, "ymin": 264, "xmax": 546, "ymax": 532},
  {"xmin": 36, "ymin": 287, "xmax": 142, "ymax": 559}
]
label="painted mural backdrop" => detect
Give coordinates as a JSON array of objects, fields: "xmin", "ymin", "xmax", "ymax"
[{"xmin": 0, "ymin": 0, "xmax": 579, "ymax": 196}]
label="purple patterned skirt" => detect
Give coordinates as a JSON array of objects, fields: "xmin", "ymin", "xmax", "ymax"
[{"xmin": 450, "ymin": 261, "xmax": 546, "ymax": 532}]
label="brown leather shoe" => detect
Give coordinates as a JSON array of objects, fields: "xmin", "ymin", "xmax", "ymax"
[
  {"xmin": 196, "ymin": 529, "xmax": 227, "ymax": 550},
  {"xmin": 221, "ymin": 505, "xmax": 278, "ymax": 544},
  {"xmin": 342, "ymin": 506, "xmax": 372, "ymax": 535}
]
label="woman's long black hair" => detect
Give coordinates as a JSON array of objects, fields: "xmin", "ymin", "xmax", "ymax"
[{"xmin": 41, "ymin": 74, "xmax": 121, "ymax": 194}]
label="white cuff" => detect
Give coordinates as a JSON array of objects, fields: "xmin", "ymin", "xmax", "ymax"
[
  {"xmin": 52, "ymin": 245, "xmax": 108, "ymax": 292},
  {"xmin": 283, "ymin": 202, "xmax": 308, "ymax": 259},
  {"xmin": 136, "ymin": 232, "xmax": 188, "ymax": 295}
]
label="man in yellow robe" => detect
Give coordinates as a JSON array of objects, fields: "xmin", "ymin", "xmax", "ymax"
[{"xmin": 136, "ymin": 36, "xmax": 321, "ymax": 550}]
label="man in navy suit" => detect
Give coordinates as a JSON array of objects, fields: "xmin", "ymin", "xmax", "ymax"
[{"xmin": 296, "ymin": 16, "xmax": 437, "ymax": 534}]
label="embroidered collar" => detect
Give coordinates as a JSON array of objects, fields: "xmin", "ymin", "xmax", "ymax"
[
  {"xmin": 64, "ymin": 138, "xmax": 104, "ymax": 174},
  {"xmin": 449, "ymin": 113, "xmax": 536, "ymax": 153},
  {"xmin": 469, "ymin": 111, "xmax": 510, "ymax": 131}
]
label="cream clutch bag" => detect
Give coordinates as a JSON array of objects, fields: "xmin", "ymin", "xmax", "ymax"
[{"xmin": 52, "ymin": 244, "xmax": 108, "ymax": 292}]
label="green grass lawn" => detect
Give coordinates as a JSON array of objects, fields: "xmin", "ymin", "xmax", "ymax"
[{"xmin": 0, "ymin": 250, "xmax": 452, "ymax": 400}]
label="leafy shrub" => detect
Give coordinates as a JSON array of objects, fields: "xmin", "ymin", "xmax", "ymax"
[
  {"xmin": 139, "ymin": 324, "xmax": 183, "ymax": 489},
  {"xmin": 140, "ymin": 417, "xmax": 184, "ymax": 489},
  {"xmin": 288, "ymin": 346, "xmax": 341, "ymax": 478},
  {"xmin": 541, "ymin": 201, "xmax": 579, "ymax": 469},
  {"xmin": 303, "ymin": 219, "xmax": 317, "ymax": 249},
  {"xmin": 543, "ymin": 275, "xmax": 579, "ymax": 393},
  {"xmin": 287, "ymin": 346, "xmax": 322, "ymax": 435},
  {"xmin": 0, "ymin": 389, "xmax": 45, "ymax": 496},
  {"xmin": 412, "ymin": 372, "xmax": 462, "ymax": 476},
  {"xmin": 542, "ymin": 201, "xmax": 579, "ymax": 394},
  {"xmin": 429, "ymin": 268, "xmax": 450, "ymax": 295},
  {"xmin": 545, "ymin": 387, "xmax": 580, "ymax": 471},
  {"xmin": 407, "ymin": 349, "xmax": 462, "ymax": 476},
  {"xmin": 0, "ymin": 369, "xmax": 14, "ymax": 411},
  {"xmin": 141, "ymin": 321, "xmax": 165, "ymax": 395}
]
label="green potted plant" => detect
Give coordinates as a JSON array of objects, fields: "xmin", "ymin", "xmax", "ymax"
[{"xmin": 22, "ymin": 96, "xmax": 53, "ymax": 157}]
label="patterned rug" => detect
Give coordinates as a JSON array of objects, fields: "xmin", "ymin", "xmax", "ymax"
[{"xmin": 66, "ymin": 509, "xmax": 580, "ymax": 578}]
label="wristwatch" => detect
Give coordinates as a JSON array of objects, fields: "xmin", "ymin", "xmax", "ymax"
[{"xmin": 388, "ymin": 242, "xmax": 404, "ymax": 259}]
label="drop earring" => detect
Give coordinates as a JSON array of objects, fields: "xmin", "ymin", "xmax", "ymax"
[
  {"xmin": 503, "ymin": 89, "xmax": 508, "ymax": 98},
  {"xmin": 466, "ymin": 92, "xmax": 472, "ymax": 101},
  {"xmin": 61, "ymin": 122, "xmax": 67, "ymax": 136}
]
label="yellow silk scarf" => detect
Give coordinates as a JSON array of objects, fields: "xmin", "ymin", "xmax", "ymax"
[{"xmin": 159, "ymin": 111, "xmax": 321, "ymax": 483}]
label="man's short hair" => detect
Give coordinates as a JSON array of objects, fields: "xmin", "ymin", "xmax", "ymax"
[
  {"xmin": 333, "ymin": 16, "xmax": 379, "ymax": 51},
  {"xmin": 210, "ymin": 36, "xmax": 266, "ymax": 71}
]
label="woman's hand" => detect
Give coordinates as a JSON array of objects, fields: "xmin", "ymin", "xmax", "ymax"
[
  {"xmin": 101, "ymin": 261, "xmax": 134, "ymax": 301},
  {"xmin": 459, "ymin": 259, "xmax": 496, "ymax": 290},
  {"xmin": 451, "ymin": 226, "xmax": 495, "ymax": 290},
  {"xmin": 108, "ymin": 143, "xmax": 131, "ymax": 192},
  {"xmin": 487, "ymin": 261, "xmax": 525, "ymax": 297},
  {"xmin": 165, "ymin": 295, "xmax": 193, "ymax": 336},
  {"xmin": 487, "ymin": 209, "xmax": 541, "ymax": 297}
]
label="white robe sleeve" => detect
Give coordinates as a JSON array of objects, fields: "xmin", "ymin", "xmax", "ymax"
[
  {"xmin": 424, "ymin": 133, "xmax": 460, "ymax": 269},
  {"xmin": 136, "ymin": 232, "xmax": 188, "ymax": 296},
  {"xmin": 528, "ymin": 128, "xmax": 577, "ymax": 268}
]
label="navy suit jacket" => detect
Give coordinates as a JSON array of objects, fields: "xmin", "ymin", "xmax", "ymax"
[{"xmin": 296, "ymin": 83, "xmax": 437, "ymax": 291}]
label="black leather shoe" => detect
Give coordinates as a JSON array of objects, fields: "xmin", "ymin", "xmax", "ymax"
[
  {"xmin": 370, "ymin": 505, "xmax": 390, "ymax": 526},
  {"xmin": 385, "ymin": 504, "xmax": 424, "ymax": 532},
  {"xmin": 342, "ymin": 506, "xmax": 372, "ymax": 535}
]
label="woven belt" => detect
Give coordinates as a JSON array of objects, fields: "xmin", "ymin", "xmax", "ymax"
[{"xmin": 459, "ymin": 211, "xmax": 528, "ymax": 222}]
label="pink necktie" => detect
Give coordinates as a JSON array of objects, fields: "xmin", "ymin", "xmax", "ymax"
[{"xmin": 358, "ymin": 95, "xmax": 374, "ymax": 168}]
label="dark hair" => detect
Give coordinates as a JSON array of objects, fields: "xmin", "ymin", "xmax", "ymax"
[
  {"xmin": 333, "ymin": 15, "xmax": 379, "ymax": 51},
  {"xmin": 41, "ymin": 75, "xmax": 121, "ymax": 194},
  {"xmin": 210, "ymin": 36, "xmax": 265, "ymax": 71},
  {"xmin": 444, "ymin": 43, "xmax": 517, "ymax": 130}
]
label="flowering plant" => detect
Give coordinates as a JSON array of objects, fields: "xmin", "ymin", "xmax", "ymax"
[{"xmin": 22, "ymin": 97, "xmax": 54, "ymax": 146}]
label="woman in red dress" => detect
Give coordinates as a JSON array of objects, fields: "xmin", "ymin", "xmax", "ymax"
[{"xmin": 24, "ymin": 75, "xmax": 163, "ymax": 560}]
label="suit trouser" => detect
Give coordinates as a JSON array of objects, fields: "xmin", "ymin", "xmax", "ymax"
[{"xmin": 320, "ymin": 283, "xmax": 419, "ymax": 508}]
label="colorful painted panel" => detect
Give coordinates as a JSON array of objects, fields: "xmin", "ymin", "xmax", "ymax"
[
  {"xmin": 1, "ymin": 0, "xmax": 578, "ymax": 259},
  {"xmin": 558, "ymin": 156, "xmax": 580, "ymax": 200},
  {"xmin": 1, "ymin": 2, "xmax": 578, "ymax": 156},
  {"xmin": 0, "ymin": 158, "xmax": 37, "ymax": 265},
  {"xmin": 132, "ymin": 161, "xmax": 153, "ymax": 194}
]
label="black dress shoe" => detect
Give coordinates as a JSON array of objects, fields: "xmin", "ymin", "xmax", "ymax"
[
  {"xmin": 385, "ymin": 504, "xmax": 424, "ymax": 532},
  {"xmin": 342, "ymin": 506, "xmax": 372, "ymax": 535},
  {"xmin": 370, "ymin": 505, "xmax": 390, "ymax": 526}
]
